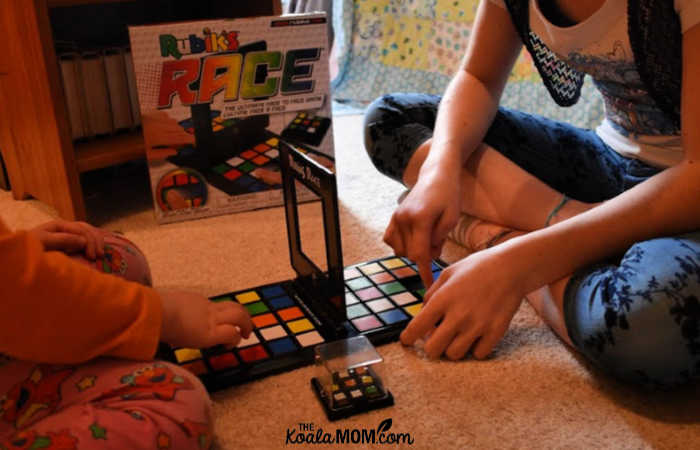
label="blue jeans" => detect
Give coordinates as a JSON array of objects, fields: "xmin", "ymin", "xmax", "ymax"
[{"xmin": 364, "ymin": 93, "xmax": 700, "ymax": 388}]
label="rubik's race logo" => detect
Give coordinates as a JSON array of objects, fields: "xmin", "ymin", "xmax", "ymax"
[
  {"xmin": 159, "ymin": 28, "xmax": 240, "ymax": 59},
  {"xmin": 156, "ymin": 39, "xmax": 321, "ymax": 108}
]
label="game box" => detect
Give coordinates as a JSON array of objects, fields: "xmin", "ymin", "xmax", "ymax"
[{"xmin": 128, "ymin": 13, "xmax": 334, "ymax": 223}]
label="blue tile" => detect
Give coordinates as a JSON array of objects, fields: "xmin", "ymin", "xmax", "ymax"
[
  {"xmin": 262, "ymin": 285, "xmax": 286, "ymax": 298},
  {"xmin": 268, "ymin": 337, "xmax": 297, "ymax": 355},
  {"xmin": 378, "ymin": 308, "xmax": 408, "ymax": 325},
  {"xmin": 268, "ymin": 295, "xmax": 294, "ymax": 310}
]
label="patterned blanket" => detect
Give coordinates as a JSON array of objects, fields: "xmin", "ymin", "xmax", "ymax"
[{"xmin": 331, "ymin": 0, "xmax": 604, "ymax": 128}]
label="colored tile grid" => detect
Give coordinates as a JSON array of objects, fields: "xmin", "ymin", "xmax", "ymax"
[
  {"xmin": 328, "ymin": 366, "xmax": 386, "ymax": 409},
  {"xmin": 174, "ymin": 282, "xmax": 325, "ymax": 377},
  {"xmin": 209, "ymin": 136, "xmax": 282, "ymax": 192},
  {"xmin": 342, "ymin": 256, "xmax": 444, "ymax": 333},
  {"xmin": 179, "ymin": 114, "xmax": 234, "ymax": 135}
]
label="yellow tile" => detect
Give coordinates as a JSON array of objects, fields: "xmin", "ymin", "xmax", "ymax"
[
  {"xmin": 174, "ymin": 348, "xmax": 202, "ymax": 363},
  {"xmin": 235, "ymin": 291, "xmax": 260, "ymax": 304},
  {"xmin": 287, "ymin": 318, "xmax": 314, "ymax": 334},
  {"xmin": 381, "ymin": 257, "xmax": 406, "ymax": 269},
  {"xmin": 404, "ymin": 303, "xmax": 422, "ymax": 317}
]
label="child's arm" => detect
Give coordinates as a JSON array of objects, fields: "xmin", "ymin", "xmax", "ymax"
[{"xmin": 0, "ymin": 220, "xmax": 252, "ymax": 364}]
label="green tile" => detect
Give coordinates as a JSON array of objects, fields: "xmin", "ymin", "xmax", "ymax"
[
  {"xmin": 245, "ymin": 301, "xmax": 269, "ymax": 315},
  {"xmin": 379, "ymin": 281, "xmax": 405, "ymax": 295}
]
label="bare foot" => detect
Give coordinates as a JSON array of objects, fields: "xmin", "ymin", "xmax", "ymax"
[{"xmin": 447, "ymin": 214, "xmax": 523, "ymax": 253}]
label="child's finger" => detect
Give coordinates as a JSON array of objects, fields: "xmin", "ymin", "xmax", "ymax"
[
  {"xmin": 211, "ymin": 323, "xmax": 242, "ymax": 347},
  {"xmin": 44, "ymin": 233, "xmax": 87, "ymax": 253},
  {"xmin": 214, "ymin": 302, "xmax": 253, "ymax": 338}
]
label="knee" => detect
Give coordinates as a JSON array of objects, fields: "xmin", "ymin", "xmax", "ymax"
[
  {"xmin": 363, "ymin": 94, "xmax": 396, "ymax": 160},
  {"xmin": 566, "ymin": 237, "xmax": 700, "ymax": 388}
]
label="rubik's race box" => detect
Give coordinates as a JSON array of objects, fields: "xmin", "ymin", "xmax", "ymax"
[{"xmin": 128, "ymin": 13, "xmax": 334, "ymax": 223}]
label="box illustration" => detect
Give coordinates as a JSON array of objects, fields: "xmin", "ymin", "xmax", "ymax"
[{"xmin": 128, "ymin": 13, "xmax": 334, "ymax": 223}]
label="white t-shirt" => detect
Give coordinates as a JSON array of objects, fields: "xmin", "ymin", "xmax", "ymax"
[{"xmin": 488, "ymin": 0, "xmax": 700, "ymax": 168}]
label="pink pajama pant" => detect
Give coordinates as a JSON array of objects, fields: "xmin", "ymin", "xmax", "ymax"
[{"xmin": 0, "ymin": 233, "xmax": 213, "ymax": 449}]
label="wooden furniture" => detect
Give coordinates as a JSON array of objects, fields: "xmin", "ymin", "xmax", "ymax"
[{"xmin": 0, "ymin": 0, "xmax": 282, "ymax": 220}]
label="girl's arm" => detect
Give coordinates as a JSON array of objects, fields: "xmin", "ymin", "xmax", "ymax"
[
  {"xmin": 400, "ymin": 23, "xmax": 700, "ymax": 360},
  {"xmin": 383, "ymin": 0, "xmax": 523, "ymax": 287}
]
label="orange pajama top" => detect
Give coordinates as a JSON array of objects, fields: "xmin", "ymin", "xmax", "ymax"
[{"xmin": 0, "ymin": 219, "xmax": 162, "ymax": 364}]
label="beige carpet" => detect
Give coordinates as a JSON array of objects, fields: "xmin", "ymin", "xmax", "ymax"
[{"xmin": 2, "ymin": 114, "xmax": 700, "ymax": 449}]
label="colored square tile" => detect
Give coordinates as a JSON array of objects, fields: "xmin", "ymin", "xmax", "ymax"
[
  {"xmin": 355, "ymin": 286, "xmax": 383, "ymax": 301},
  {"xmin": 392, "ymin": 266, "xmax": 418, "ymax": 278},
  {"xmin": 238, "ymin": 344, "xmax": 269, "ymax": 363},
  {"xmin": 381, "ymin": 258, "xmax": 406, "ymax": 270},
  {"xmin": 268, "ymin": 337, "xmax": 298, "ymax": 355},
  {"xmin": 265, "ymin": 149, "xmax": 279, "ymax": 158},
  {"xmin": 266, "ymin": 137, "xmax": 279, "ymax": 146},
  {"xmin": 235, "ymin": 291, "xmax": 260, "ymax": 304},
  {"xmin": 268, "ymin": 296, "xmax": 294, "ymax": 310},
  {"xmin": 378, "ymin": 308, "xmax": 409, "ymax": 324},
  {"xmin": 278, "ymin": 306, "xmax": 304, "ymax": 321},
  {"xmin": 238, "ymin": 161, "xmax": 256, "ymax": 173},
  {"xmin": 241, "ymin": 150, "xmax": 257, "ymax": 159},
  {"xmin": 254, "ymin": 143, "xmax": 270, "ymax": 152},
  {"xmin": 366, "ymin": 298, "xmax": 393, "ymax": 313},
  {"xmin": 208, "ymin": 352, "xmax": 239, "ymax": 371},
  {"xmin": 260, "ymin": 325, "xmax": 287, "ymax": 341},
  {"xmin": 370, "ymin": 271, "xmax": 395, "ymax": 284},
  {"xmin": 237, "ymin": 333, "xmax": 260, "ymax": 348},
  {"xmin": 345, "ymin": 292, "xmax": 359, "ymax": 305},
  {"xmin": 261, "ymin": 285, "xmax": 286, "ymax": 298},
  {"xmin": 252, "ymin": 313, "xmax": 278, "ymax": 328},
  {"xmin": 245, "ymin": 301, "xmax": 269, "ymax": 316},
  {"xmin": 297, "ymin": 330, "xmax": 324, "ymax": 347},
  {"xmin": 252, "ymin": 155, "xmax": 270, "ymax": 165},
  {"xmin": 212, "ymin": 164, "xmax": 230, "ymax": 174},
  {"xmin": 223, "ymin": 169, "xmax": 242, "ymax": 181},
  {"xmin": 347, "ymin": 303, "xmax": 370, "ymax": 319},
  {"xmin": 359, "ymin": 262, "xmax": 384, "ymax": 275},
  {"xmin": 346, "ymin": 277, "xmax": 372, "ymax": 290},
  {"xmin": 174, "ymin": 348, "xmax": 202, "ymax": 363},
  {"xmin": 235, "ymin": 174, "xmax": 256, "ymax": 187},
  {"xmin": 404, "ymin": 303, "xmax": 423, "ymax": 317},
  {"xmin": 226, "ymin": 156, "xmax": 245, "ymax": 166},
  {"xmin": 344, "ymin": 267, "xmax": 362, "ymax": 280},
  {"xmin": 287, "ymin": 318, "xmax": 314, "ymax": 334},
  {"xmin": 379, "ymin": 281, "xmax": 406, "ymax": 295},
  {"xmin": 352, "ymin": 315, "xmax": 383, "ymax": 332},
  {"xmin": 391, "ymin": 292, "xmax": 418, "ymax": 306}
]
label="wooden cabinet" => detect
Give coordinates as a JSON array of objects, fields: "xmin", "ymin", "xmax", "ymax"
[{"xmin": 0, "ymin": 0, "xmax": 281, "ymax": 220}]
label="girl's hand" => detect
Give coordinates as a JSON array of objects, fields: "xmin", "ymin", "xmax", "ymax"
[
  {"xmin": 400, "ymin": 248, "xmax": 525, "ymax": 360},
  {"xmin": 158, "ymin": 289, "xmax": 253, "ymax": 349},
  {"xmin": 384, "ymin": 166, "xmax": 462, "ymax": 288},
  {"xmin": 29, "ymin": 220, "xmax": 105, "ymax": 260}
]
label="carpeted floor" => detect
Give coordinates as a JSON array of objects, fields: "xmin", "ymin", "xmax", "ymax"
[{"xmin": 2, "ymin": 114, "xmax": 699, "ymax": 449}]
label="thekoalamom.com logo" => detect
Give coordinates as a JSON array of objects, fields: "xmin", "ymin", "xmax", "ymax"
[{"xmin": 285, "ymin": 418, "xmax": 414, "ymax": 445}]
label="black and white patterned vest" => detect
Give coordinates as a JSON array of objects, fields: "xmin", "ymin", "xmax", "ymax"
[{"xmin": 502, "ymin": 0, "xmax": 682, "ymax": 127}]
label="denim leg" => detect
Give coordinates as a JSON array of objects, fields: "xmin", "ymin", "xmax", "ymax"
[
  {"xmin": 363, "ymin": 93, "xmax": 441, "ymax": 183},
  {"xmin": 564, "ymin": 232, "xmax": 700, "ymax": 388}
]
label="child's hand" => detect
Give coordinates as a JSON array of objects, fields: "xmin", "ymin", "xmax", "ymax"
[
  {"xmin": 400, "ymin": 248, "xmax": 524, "ymax": 360},
  {"xmin": 142, "ymin": 111, "xmax": 195, "ymax": 149},
  {"xmin": 384, "ymin": 168, "xmax": 463, "ymax": 289},
  {"xmin": 29, "ymin": 220, "xmax": 105, "ymax": 260},
  {"xmin": 158, "ymin": 289, "xmax": 253, "ymax": 349}
]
